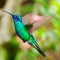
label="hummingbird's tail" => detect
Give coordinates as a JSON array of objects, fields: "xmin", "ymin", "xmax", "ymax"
[
  {"xmin": 33, "ymin": 43, "xmax": 46, "ymax": 57},
  {"xmin": 27, "ymin": 35, "xmax": 46, "ymax": 57}
]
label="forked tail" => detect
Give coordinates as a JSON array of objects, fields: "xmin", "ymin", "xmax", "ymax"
[
  {"xmin": 28, "ymin": 42, "xmax": 46, "ymax": 57},
  {"xmin": 33, "ymin": 43, "xmax": 46, "ymax": 57}
]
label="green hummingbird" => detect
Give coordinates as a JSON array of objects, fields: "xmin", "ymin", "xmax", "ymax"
[{"xmin": 2, "ymin": 10, "xmax": 46, "ymax": 57}]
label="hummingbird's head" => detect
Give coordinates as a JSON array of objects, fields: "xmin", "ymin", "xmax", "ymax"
[
  {"xmin": 2, "ymin": 10, "xmax": 22, "ymax": 22},
  {"xmin": 12, "ymin": 14, "xmax": 22, "ymax": 22}
]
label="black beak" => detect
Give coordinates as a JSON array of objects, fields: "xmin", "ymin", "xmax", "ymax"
[{"xmin": 2, "ymin": 10, "xmax": 13, "ymax": 16}]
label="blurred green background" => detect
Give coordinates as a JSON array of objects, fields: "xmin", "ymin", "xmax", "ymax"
[{"xmin": 0, "ymin": 0, "xmax": 60, "ymax": 60}]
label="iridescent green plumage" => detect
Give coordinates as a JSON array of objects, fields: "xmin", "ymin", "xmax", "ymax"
[{"xmin": 2, "ymin": 10, "xmax": 46, "ymax": 57}]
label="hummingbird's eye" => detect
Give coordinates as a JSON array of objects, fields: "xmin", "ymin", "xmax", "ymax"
[
  {"xmin": 15, "ymin": 16, "xmax": 18, "ymax": 18},
  {"xmin": 14, "ymin": 16, "xmax": 19, "ymax": 20}
]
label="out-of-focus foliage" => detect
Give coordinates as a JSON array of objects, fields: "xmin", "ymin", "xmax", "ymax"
[
  {"xmin": 0, "ymin": 0, "xmax": 60, "ymax": 60},
  {"xmin": 2, "ymin": 37, "xmax": 20, "ymax": 60},
  {"xmin": 0, "ymin": 46, "xmax": 7, "ymax": 60},
  {"xmin": 21, "ymin": 3, "xmax": 34, "ymax": 16}
]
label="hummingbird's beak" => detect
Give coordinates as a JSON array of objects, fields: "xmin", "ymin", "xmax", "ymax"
[{"xmin": 2, "ymin": 10, "xmax": 13, "ymax": 16}]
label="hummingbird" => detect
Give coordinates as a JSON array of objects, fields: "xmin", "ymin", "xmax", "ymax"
[{"xmin": 2, "ymin": 10, "xmax": 46, "ymax": 57}]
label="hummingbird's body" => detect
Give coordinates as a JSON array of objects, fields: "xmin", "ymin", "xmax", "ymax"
[
  {"xmin": 2, "ymin": 10, "xmax": 46, "ymax": 57},
  {"xmin": 13, "ymin": 16, "xmax": 30, "ymax": 42}
]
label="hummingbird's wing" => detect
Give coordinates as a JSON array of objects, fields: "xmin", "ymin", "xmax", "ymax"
[{"xmin": 24, "ymin": 24, "xmax": 33, "ymax": 31}]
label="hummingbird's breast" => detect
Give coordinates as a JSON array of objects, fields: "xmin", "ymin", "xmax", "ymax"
[{"xmin": 14, "ymin": 21, "xmax": 30, "ymax": 42}]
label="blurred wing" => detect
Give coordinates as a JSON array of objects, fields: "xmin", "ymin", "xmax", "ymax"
[{"xmin": 24, "ymin": 24, "xmax": 33, "ymax": 31}]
